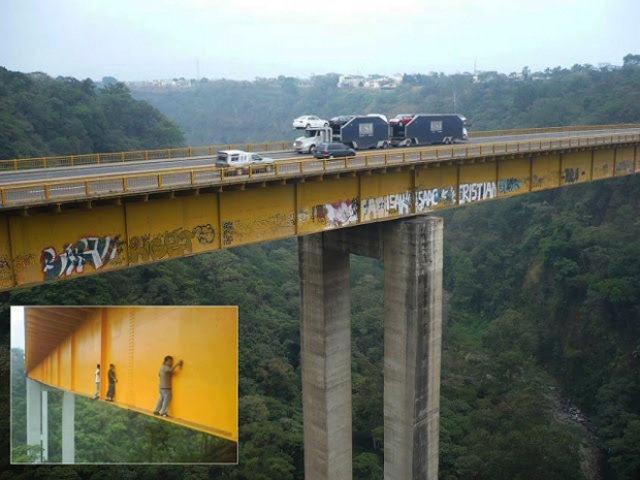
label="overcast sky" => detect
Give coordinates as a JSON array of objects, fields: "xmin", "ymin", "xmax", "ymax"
[
  {"xmin": 1, "ymin": 0, "xmax": 639, "ymax": 81},
  {"xmin": 11, "ymin": 306, "xmax": 25, "ymax": 350}
]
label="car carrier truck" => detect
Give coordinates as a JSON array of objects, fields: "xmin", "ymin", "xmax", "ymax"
[
  {"xmin": 332, "ymin": 115, "xmax": 390, "ymax": 149},
  {"xmin": 391, "ymin": 114, "xmax": 466, "ymax": 147},
  {"xmin": 295, "ymin": 115, "xmax": 390, "ymax": 152}
]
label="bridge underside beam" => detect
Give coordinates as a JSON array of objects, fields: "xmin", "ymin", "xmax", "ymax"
[{"xmin": 299, "ymin": 215, "xmax": 443, "ymax": 480}]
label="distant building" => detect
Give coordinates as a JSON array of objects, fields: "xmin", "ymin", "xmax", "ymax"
[
  {"xmin": 337, "ymin": 74, "xmax": 400, "ymax": 90},
  {"xmin": 126, "ymin": 78, "xmax": 195, "ymax": 91}
]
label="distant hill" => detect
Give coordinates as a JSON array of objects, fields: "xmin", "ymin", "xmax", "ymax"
[
  {"xmin": 130, "ymin": 57, "xmax": 640, "ymax": 146},
  {"xmin": 0, "ymin": 67, "xmax": 185, "ymax": 160}
]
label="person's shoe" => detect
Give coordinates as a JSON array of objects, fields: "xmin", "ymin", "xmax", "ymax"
[
  {"xmin": 160, "ymin": 413, "xmax": 168, "ymax": 417},
  {"xmin": 153, "ymin": 411, "xmax": 160, "ymax": 415}
]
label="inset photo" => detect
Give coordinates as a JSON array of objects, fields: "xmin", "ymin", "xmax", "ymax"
[{"xmin": 10, "ymin": 305, "xmax": 238, "ymax": 464}]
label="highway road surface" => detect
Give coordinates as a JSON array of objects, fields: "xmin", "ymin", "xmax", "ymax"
[{"xmin": 1, "ymin": 128, "xmax": 638, "ymax": 185}]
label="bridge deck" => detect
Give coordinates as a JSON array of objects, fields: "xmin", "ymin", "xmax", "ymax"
[{"xmin": 0, "ymin": 129, "xmax": 638, "ymax": 291}]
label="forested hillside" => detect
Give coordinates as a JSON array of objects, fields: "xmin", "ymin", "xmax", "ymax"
[
  {"xmin": 130, "ymin": 55, "xmax": 640, "ymax": 146},
  {"xmin": 1, "ymin": 59, "xmax": 640, "ymax": 479},
  {"xmin": 0, "ymin": 67, "xmax": 184, "ymax": 160}
]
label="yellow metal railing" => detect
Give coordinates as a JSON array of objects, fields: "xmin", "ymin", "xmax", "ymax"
[
  {"xmin": 1, "ymin": 124, "xmax": 639, "ymax": 172},
  {"xmin": 1, "ymin": 132, "xmax": 638, "ymax": 208},
  {"xmin": 0, "ymin": 142, "xmax": 292, "ymax": 172},
  {"xmin": 467, "ymin": 123, "xmax": 640, "ymax": 138}
]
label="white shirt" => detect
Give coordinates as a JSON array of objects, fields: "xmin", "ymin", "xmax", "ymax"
[{"xmin": 95, "ymin": 369, "xmax": 100, "ymax": 383}]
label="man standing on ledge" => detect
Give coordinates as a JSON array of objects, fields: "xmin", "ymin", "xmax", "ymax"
[
  {"xmin": 106, "ymin": 364, "xmax": 118, "ymax": 402},
  {"xmin": 93, "ymin": 364, "xmax": 100, "ymax": 400},
  {"xmin": 153, "ymin": 355, "xmax": 183, "ymax": 417}
]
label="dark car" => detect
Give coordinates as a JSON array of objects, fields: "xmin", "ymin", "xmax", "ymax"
[
  {"xmin": 329, "ymin": 115, "xmax": 355, "ymax": 127},
  {"xmin": 329, "ymin": 115, "xmax": 355, "ymax": 135},
  {"xmin": 313, "ymin": 142, "xmax": 356, "ymax": 159}
]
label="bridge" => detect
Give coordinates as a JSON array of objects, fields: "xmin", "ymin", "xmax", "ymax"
[
  {"xmin": 7, "ymin": 124, "xmax": 640, "ymax": 478},
  {"xmin": 22, "ymin": 306, "xmax": 238, "ymax": 463}
]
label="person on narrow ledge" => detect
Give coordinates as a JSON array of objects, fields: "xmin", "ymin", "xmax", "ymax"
[
  {"xmin": 93, "ymin": 364, "xmax": 100, "ymax": 400},
  {"xmin": 106, "ymin": 364, "xmax": 117, "ymax": 401},
  {"xmin": 153, "ymin": 355, "xmax": 183, "ymax": 417}
]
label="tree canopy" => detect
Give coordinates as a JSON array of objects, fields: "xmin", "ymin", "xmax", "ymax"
[{"xmin": 0, "ymin": 67, "xmax": 185, "ymax": 160}]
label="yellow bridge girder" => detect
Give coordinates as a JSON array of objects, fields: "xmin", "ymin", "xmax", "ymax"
[
  {"xmin": 25, "ymin": 306, "xmax": 238, "ymax": 441},
  {"xmin": 0, "ymin": 139, "xmax": 638, "ymax": 290}
]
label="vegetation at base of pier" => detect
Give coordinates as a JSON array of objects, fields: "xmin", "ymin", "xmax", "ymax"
[{"xmin": 2, "ymin": 58, "xmax": 640, "ymax": 478}]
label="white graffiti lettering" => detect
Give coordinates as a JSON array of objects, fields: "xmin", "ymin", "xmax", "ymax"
[
  {"xmin": 41, "ymin": 235, "xmax": 121, "ymax": 281},
  {"xmin": 362, "ymin": 192, "xmax": 412, "ymax": 221},
  {"xmin": 415, "ymin": 187, "xmax": 456, "ymax": 211},
  {"xmin": 459, "ymin": 182, "xmax": 497, "ymax": 205}
]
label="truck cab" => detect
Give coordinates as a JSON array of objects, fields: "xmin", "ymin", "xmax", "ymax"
[{"xmin": 293, "ymin": 127, "xmax": 332, "ymax": 154}]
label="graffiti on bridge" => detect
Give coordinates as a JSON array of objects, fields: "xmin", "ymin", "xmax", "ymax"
[
  {"xmin": 305, "ymin": 198, "xmax": 359, "ymax": 228},
  {"xmin": 221, "ymin": 214, "xmax": 295, "ymax": 246},
  {"xmin": 497, "ymin": 178, "xmax": 523, "ymax": 194},
  {"xmin": 615, "ymin": 159, "xmax": 634, "ymax": 175},
  {"xmin": 129, "ymin": 224, "xmax": 215, "ymax": 263},
  {"xmin": 459, "ymin": 182, "xmax": 497, "ymax": 205},
  {"xmin": 564, "ymin": 168, "xmax": 581, "ymax": 183},
  {"xmin": 362, "ymin": 192, "xmax": 412, "ymax": 221},
  {"xmin": 41, "ymin": 235, "xmax": 122, "ymax": 280},
  {"xmin": 0, "ymin": 255, "xmax": 12, "ymax": 283},
  {"xmin": 416, "ymin": 187, "xmax": 456, "ymax": 211}
]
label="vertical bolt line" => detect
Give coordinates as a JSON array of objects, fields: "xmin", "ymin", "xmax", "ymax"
[{"xmin": 128, "ymin": 309, "xmax": 135, "ymax": 407}]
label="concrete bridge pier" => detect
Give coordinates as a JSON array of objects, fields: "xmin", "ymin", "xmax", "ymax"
[
  {"xmin": 299, "ymin": 233, "xmax": 353, "ymax": 480},
  {"xmin": 62, "ymin": 392, "xmax": 76, "ymax": 463},
  {"xmin": 26, "ymin": 379, "xmax": 76, "ymax": 464},
  {"xmin": 26, "ymin": 378, "xmax": 46, "ymax": 463},
  {"xmin": 382, "ymin": 217, "xmax": 443, "ymax": 480},
  {"xmin": 299, "ymin": 216, "xmax": 443, "ymax": 480}
]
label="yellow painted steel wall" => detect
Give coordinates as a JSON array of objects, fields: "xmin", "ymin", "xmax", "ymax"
[
  {"xmin": 9, "ymin": 205, "xmax": 127, "ymax": 286},
  {"xmin": 297, "ymin": 177, "xmax": 359, "ymax": 233},
  {"xmin": 360, "ymin": 171, "xmax": 413, "ymax": 222},
  {"xmin": 3, "ymin": 145, "xmax": 639, "ymax": 289},
  {"xmin": 220, "ymin": 185, "xmax": 296, "ymax": 247},
  {"xmin": 27, "ymin": 307, "xmax": 238, "ymax": 441},
  {"xmin": 0, "ymin": 215, "xmax": 13, "ymax": 289},
  {"xmin": 532, "ymin": 155, "xmax": 561, "ymax": 191},
  {"xmin": 127, "ymin": 195, "xmax": 220, "ymax": 266},
  {"xmin": 415, "ymin": 164, "xmax": 458, "ymax": 211},
  {"xmin": 617, "ymin": 147, "xmax": 636, "ymax": 176}
]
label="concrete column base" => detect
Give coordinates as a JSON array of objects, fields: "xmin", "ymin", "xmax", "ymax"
[
  {"xmin": 62, "ymin": 392, "xmax": 75, "ymax": 463},
  {"xmin": 299, "ymin": 216, "xmax": 443, "ymax": 480},
  {"xmin": 299, "ymin": 232, "xmax": 353, "ymax": 480},
  {"xmin": 383, "ymin": 217, "xmax": 443, "ymax": 480},
  {"xmin": 26, "ymin": 378, "xmax": 45, "ymax": 463}
]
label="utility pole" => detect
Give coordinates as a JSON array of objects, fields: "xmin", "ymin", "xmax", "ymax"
[{"xmin": 196, "ymin": 60, "xmax": 200, "ymax": 80}]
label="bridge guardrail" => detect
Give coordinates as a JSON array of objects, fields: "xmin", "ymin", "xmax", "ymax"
[
  {"xmin": 466, "ymin": 123, "xmax": 640, "ymax": 138},
  {"xmin": 1, "ymin": 132, "xmax": 638, "ymax": 208},
  {"xmin": 0, "ymin": 142, "xmax": 292, "ymax": 172},
  {"xmin": 1, "ymin": 124, "xmax": 639, "ymax": 172}
]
